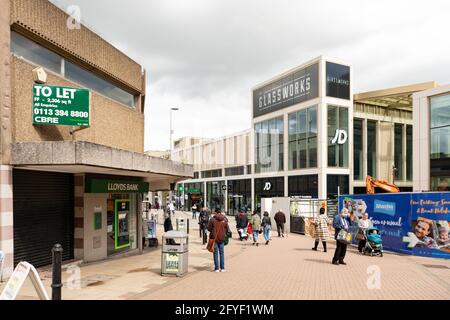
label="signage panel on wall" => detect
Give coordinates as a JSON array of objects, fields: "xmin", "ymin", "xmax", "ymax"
[
  {"xmin": 32, "ymin": 84, "xmax": 90, "ymax": 126},
  {"xmin": 85, "ymin": 178, "xmax": 149, "ymax": 193},
  {"xmin": 253, "ymin": 63, "xmax": 319, "ymax": 117},
  {"xmin": 326, "ymin": 62, "xmax": 350, "ymax": 100}
]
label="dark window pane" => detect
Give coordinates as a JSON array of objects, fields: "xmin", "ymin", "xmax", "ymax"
[
  {"xmin": 65, "ymin": 61, "xmax": 135, "ymax": 108},
  {"xmin": 394, "ymin": 124, "xmax": 403, "ymax": 180},
  {"xmin": 11, "ymin": 32, "xmax": 61, "ymax": 74},
  {"xmin": 367, "ymin": 120, "xmax": 377, "ymax": 177},
  {"xmin": 406, "ymin": 125, "xmax": 412, "ymax": 181},
  {"xmin": 354, "ymin": 119, "xmax": 363, "ymax": 180}
]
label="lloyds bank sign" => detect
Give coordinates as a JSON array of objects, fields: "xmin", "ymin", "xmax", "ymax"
[{"xmin": 253, "ymin": 63, "xmax": 319, "ymax": 117}]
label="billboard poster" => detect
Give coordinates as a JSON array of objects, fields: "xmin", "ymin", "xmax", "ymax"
[
  {"xmin": 146, "ymin": 220, "xmax": 157, "ymax": 239},
  {"xmin": 339, "ymin": 192, "xmax": 450, "ymax": 259}
]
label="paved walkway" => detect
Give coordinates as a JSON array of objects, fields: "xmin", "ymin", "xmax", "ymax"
[{"xmin": 1, "ymin": 211, "xmax": 449, "ymax": 300}]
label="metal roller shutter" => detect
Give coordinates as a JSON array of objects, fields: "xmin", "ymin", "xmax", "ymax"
[{"xmin": 13, "ymin": 169, "xmax": 74, "ymax": 267}]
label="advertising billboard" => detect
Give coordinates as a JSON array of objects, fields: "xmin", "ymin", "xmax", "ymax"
[{"xmin": 339, "ymin": 192, "xmax": 450, "ymax": 259}]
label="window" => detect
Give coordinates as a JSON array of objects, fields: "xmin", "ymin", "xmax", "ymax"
[
  {"xmin": 394, "ymin": 124, "xmax": 404, "ymax": 180},
  {"xmin": 406, "ymin": 125, "xmax": 412, "ymax": 181},
  {"xmin": 202, "ymin": 169, "xmax": 222, "ymax": 178},
  {"xmin": 288, "ymin": 106, "xmax": 317, "ymax": 170},
  {"xmin": 11, "ymin": 32, "xmax": 62, "ymax": 74},
  {"xmin": 353, "ymin": 119, "xmax": 363, "ymax": 180},
  {"xmin": 288, "ymin": 175, "xmax": 318, "ymax": 198},
  {"xmin": 430, "ymin": 94, "xmax": 450, "ymax": 191},
  {"xmin": 327, "ymin": 175, "xmax": 349, "ymax": 198},
  {"xmin": 254, "ymin": 117, "xmax": 283, "ymax": 173},
  {"xmin": 246, "ymin": 164, "xmax": 252, "ymax": 175},
  {"xmin": 225, "ymin": 166, "xmax": 244, "ymax": 176},
  {"xmin": 430, "ymin": 94, "xmax": 450, "ymax": 160},
  {"xmin": 328, "ymin": 105, "xmax": 348, "ymax": 167},
  {"xmin": 10, "ymin": 31, "xmax": 136, "ymax": 108},
  {"xmin": 367, "ymin": 120, "xmax": 377, "ymax": 177},
  {"xmin": 65, "ymin": 61, "xmax": 135, "ymax": 107},
  {"xmin": 193, "ymin": 172, "xmax": 199, "ymax": 179}
]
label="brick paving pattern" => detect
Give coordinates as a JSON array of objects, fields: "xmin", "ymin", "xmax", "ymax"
[{"xmin": 1, "ymin": 211, "xmax": 449, "ymax": 300}]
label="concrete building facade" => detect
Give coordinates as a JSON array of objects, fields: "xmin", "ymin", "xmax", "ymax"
[{"xmin": 0, "ymin": 0, "xmax": 192, "ymax": 279}]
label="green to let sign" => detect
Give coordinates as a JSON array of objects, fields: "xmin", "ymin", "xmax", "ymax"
[{"xmin": 32, "ymin": 84, "xmax": 90, "ymax": 126}]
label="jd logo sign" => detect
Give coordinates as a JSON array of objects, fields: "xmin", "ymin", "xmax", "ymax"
[
  {"xmin": 331, "ymin": 129, "xmax": 347, "ymax": 145},
  {"xmin": 263, "ymin": 182, "xmax": 272, "ymax": 191}
]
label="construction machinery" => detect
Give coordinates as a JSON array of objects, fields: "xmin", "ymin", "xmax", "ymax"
[{"xmin": 366, "ymin": 175, "xmax": 400, "ymax": 194}]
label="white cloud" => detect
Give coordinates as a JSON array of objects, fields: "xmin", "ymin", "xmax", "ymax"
[{"xmin": 50, "ymin": 0, "xmax": 450, "ymax": 150}]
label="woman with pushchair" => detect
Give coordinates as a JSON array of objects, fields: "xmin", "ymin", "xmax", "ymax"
[{"xmin": 356, "ymin": 212, "xmax": 372, "ymax": 253}]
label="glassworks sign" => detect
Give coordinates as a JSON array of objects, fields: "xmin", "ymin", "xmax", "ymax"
[
  {"xmin": 32, "ymin": 84, "xmax": 90, "ymax": 126},
  {"xmin": 253, "ymin": 63, "xmax": 319, "ymax": 118},
  {"xmin": 326, "ymin": 62, "xmax": 350, "ymax": 100}
]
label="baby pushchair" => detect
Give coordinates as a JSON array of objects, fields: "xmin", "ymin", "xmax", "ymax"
[
  {"xmin": 363, "ymin": 227, "xmax": 383, "ymax": 257},
  {"xmin": 238, "ymin": 227, "xmax": 249, "ymax": 241}
]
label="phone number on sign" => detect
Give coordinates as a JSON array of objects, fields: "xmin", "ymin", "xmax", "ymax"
[{"xmin": 33, "ymin": 108, "xmax": 89, "ymax": 118}]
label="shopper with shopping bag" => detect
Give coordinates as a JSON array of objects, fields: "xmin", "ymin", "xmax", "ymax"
[{"xmin": 332, "ymin": 207, "xmax": 352, "ymax": 266}]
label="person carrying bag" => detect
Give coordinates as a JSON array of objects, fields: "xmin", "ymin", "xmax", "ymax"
[{"xmin": 207, "ymin": 208, "xmax": 228, "ymax": 272}]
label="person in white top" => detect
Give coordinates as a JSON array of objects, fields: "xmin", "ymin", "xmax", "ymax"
[{"xmin": 357, "ymin": 212, "xmax": 372, "ymax": 252}]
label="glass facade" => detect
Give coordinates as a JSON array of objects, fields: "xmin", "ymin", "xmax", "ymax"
[
  {"xmin": 225, "ymin": 166, "xmax": 244, "ymax": 176},
  {"xmin": 254, "ymin": 177, "xmax": 284, "ymax": 213},
  {"xmin": 367, "ymin": 120, "xmax": 377, "ymax": 177},
  {"xmin": 255, "ymin": 117, "xmax": 284, "ymax": 173},
  {"xmin": 11, "ymin": 31, "xmax": 135, "ymax": 108},
  {"xmin": 353, "ymin": 119, "xmax": 363, "ymax": 180},
  {"xmin": 227, "ymin": 179, "xmax": 251, "ymax": 216},
  {"xmin": 288, "ymin": 106, "xmax": 317, "ymax": 170},
  {"xmin": 206, "ymin": 181, "xmax": 225, "ymax": 211},
  {"xmin": 406, "ymin": 125, "xmax": 412, "ymax": 181},
  {"xmin": 327, "ymin": 175, "xmax": 349, "ymax": 199},
  {"xmin": 288, "ymin": 175, "xmax": 318, "ymax": 198},
  {"xmin": 394, "ymin": 124, "xmax": 403, "ymax": 180},
  {"xmin": 430, "ymin": 94, "xmax": 450, "ymax": 191},
  {"xmin": 328, "ymin": 105, "xmax": 349, "ymax": 167}
]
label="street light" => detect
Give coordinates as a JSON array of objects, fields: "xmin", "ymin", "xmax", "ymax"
[{"xmin": 169, "ymin": 107, "xmax": 179, "ymax": 159}]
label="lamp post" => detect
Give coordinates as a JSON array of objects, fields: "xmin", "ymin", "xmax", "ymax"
[{"xmin": 169, "ymin": 107, "xmax": 179, "ymax": 159}]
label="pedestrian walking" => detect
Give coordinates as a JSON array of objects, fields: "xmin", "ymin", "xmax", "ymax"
[
  {"xmin": 192, "ymin": 203, "xmax": 198, "ymax": 219},
  {"xmin": 163, "ymin": 212, "xmax": 175, "ymax": 245},
  {"xmin": 168, "ymin": 202, "xmax": 175, "ymax": 217},
  {"xmin": 198, "ymin": 207, "xmax": 210, "ymax": 243},
  {"xmin": 250, "ymin": 211, "xmax": 261, "ymax": 246},
  {"xmin": 207, "ymin": 208, "xmax": 229, "ymax": 272},
  {"xmin": 261, "ymin": 211, "xmax": 272, "ymax": 245},
  {"xmin": 236, "ymin": 210, "xmax": 249, "ymax": 241},
  {"xmin": 274, "ymin": 209, "xmax": 286, "ymax": 237},
  {"xmin": 332, "ymin": 208, "xmax": 352, "ymax": 265},
  {"xmin": 312, "ymin": 207, "xmax": 329, "ymax": 252}
]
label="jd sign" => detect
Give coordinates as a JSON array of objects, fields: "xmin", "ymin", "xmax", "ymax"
[{"xmin": 331, "ymin": 129, "xmax": 348, "ymax": 145}]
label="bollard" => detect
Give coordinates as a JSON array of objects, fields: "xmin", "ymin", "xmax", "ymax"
[{"xmin": 51, "ymin": 244, "xmax": 63, "ymax": 300}]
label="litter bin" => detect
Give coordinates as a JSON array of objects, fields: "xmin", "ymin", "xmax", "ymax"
[
  {"xmin": 161, "ymin": 231, "xmax": 189, "ymax": 277},
  {"xmin": 176, "ymin": 217, "xmax": 189, "ymax": 234}
]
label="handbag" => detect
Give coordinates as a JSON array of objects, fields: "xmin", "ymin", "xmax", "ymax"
[
  {"xmin": 206, "ymin": 221, "xmax": 223, "ymax": 252},
  {"xmin": 356, "ymin": 229, "xmax": 365, "ymax": 241},
  {"xmin": 207, "ymin": 238, "xmax": 215, "ymax": 253},
  {"xmin": 337, "ymin": 229, "xmax": 352, "ymax": 244},
  {"xmin": 224, "ymin": 228, "xmax": 232, "ymax": 246}
]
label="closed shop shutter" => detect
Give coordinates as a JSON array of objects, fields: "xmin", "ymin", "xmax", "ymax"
[{"xmin": 13, "ymin": 169, "xmax": 74, "ymax": 268}]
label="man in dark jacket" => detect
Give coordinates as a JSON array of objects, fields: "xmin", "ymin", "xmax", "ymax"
[
  {"xmin": 207, "ymin": 208, "xmax": 229, "ymax": 272},
  {"xmin": 332, "ymin": 208, "xmax": 351, "ymax": 265},
  {"xmin": 236, "ymin": 210, "xmax": 248, "ymax": 240},
  {"xmin": 274, "ymin": 209, "xmax": 286, "ymax": 237}
]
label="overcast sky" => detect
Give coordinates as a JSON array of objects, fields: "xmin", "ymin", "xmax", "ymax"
[{"xmin": 50, "ymin": 0, "xmax": 450, "ymax": 151}]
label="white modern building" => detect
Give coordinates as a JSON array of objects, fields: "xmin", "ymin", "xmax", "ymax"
[
  {"xmin": 413, "ymin": 84, "xmax": 450, "ymax": 192},
  {"xmin": 172, "ymin": 56, "xmax": 440, "ymax": 215}
]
